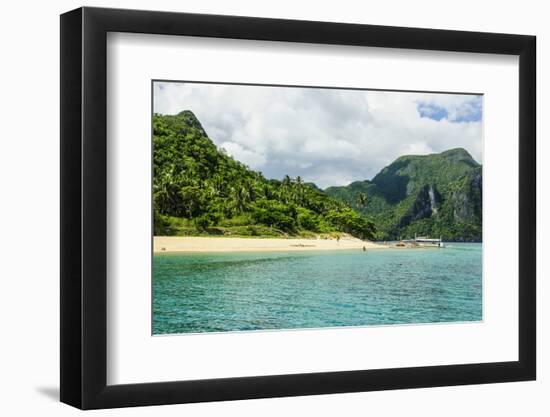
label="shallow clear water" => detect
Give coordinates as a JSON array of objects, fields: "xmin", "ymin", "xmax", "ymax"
[{"xmin": 153, "ymin": 243, "xmax": 482, "ymax": 335}]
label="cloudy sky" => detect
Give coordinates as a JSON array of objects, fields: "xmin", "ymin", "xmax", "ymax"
[{"xmin": 154, "ymin": 81, "xmax": 483, "ymax": 189}]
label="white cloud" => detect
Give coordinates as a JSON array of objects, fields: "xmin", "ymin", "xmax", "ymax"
[
  {"xmin": 218, "ymin": 141, "xmax": 266, "ymax": 169},
  {"xmin": 154, "ymin": 82, "xmax": 483, "ymax": 188}
]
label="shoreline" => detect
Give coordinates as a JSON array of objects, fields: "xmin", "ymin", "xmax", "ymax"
[{"xmin": 154, "ymin": 236, "xmax": 388, "ymax": 253}]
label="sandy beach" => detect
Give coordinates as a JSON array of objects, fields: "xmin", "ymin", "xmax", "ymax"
[{"xmin": 154, "ymin": 235, "xmax": 387, "ymax": 253}]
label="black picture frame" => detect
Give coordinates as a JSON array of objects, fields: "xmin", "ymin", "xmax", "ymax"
[{"xmin": 60, "ymin": 6, "xmax": 536, "ymax": 410}]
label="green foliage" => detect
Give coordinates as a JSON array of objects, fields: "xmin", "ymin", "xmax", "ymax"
[
  {"xmin": 296, "ymin": 207, "xmax": 319, "ymax": 231},
  {"xmin": 153, "ymin": 111, "xmax": 480, "ymax": 242},
  {"xmin": 326, "ymin": 208, "xmax": 377, "ymax": 240},
  {"xmin": 250, "ymin": 199, "xmax": 297, "ymax": 233},
  {"xmin": 153, "ymin": 111, "xmax": 377, "ymax": 240},
  {"xmin": 325, "ymin": 149, "xmax": 482, "ymax": 241}
]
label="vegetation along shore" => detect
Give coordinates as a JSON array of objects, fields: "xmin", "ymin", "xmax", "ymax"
[{"xmin": 153, "ymin": 111, "xmax": 482, "ymax": 243}]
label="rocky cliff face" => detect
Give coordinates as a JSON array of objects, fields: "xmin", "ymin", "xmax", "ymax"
[
  {"xmin": 398, "ymin": 184, "xmax": 442, "ymax": 228},
  {"xmin": 325, "ymin": 148, "xmax": 482, "ymax": 241},
  {"xmin": 451, "ymin": 167, "xmax": 482, "ymax": 222}
]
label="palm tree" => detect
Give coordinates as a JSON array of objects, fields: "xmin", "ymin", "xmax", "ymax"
[
  {"xmin": 262, "ymin": 183, "xmax": 273, "ymax": 199},
  {"xmin": 245, "ymin": 181, "xmax": 256, "ymax": 202},
  {"xmin": 153, "ymin": 168, "xmax": 178, "ymax": 214},
  {"xmin": 294, "ymin": 176, "xmax": 305, "ymax": 205},
  {"xmin": 279, "ymin": 175, "xmax": 293, "ymax": 204},
  {"xmin": 179, "ymin": 185, "xmax": 203, "ymax": 219},
  {"xmin": 356, "ymin": 192, "xmax": 367, "ymax": 209},
  {"xmin": 282, "ymin": 175, "xmax": 292, "ymax": 187},
  {"xmin": 203, "ymin": 179, "xmax": 218, "ymax": 199},
  {"xmin": 230, "ymin": 183, "xmax": 252, "ymax": 214}
]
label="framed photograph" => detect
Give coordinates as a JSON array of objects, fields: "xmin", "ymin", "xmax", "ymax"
[{"xmin": 60, "ymin": 7, "xmax": 536, "ymax": 409}]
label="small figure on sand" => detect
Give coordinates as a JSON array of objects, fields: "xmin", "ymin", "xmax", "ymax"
[{"xmin": 362, "ymin": 246, "xmax": 366, "ymax": 252}]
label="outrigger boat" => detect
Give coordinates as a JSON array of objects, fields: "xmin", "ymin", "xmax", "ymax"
[{"xmin": 395, "ymin": 234, "xmax": 444, "ymax": 248}]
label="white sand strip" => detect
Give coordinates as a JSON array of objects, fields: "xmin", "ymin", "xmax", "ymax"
[{"xmin": 154, "ymin": 236, "xmax": 387, "ymax": 253}]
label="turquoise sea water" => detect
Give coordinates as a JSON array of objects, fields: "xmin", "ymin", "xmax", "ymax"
[{"xmin": 153, "ymin": 243, "xmax": 482, "ymax": 335}]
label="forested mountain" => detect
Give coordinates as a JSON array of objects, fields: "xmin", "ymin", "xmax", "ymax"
[
  {"xmin": 153, "ymin": 111, "xmax": 376, "ymax": 239},
  {"xmin": 154, "ymin": 111, "xmax": 481, "ymax": 242},
  {"xmin": 325, "ymin": 148, "xmax": 482, "ymax": 241}
]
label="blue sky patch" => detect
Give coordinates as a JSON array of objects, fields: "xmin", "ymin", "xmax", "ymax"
[
  {"xmin": 417, "ymin": 102, "xmax": 448, "ymax": 121},
  {"xmin": 417, "ymin": 96, "xmax": 482, "ymax": 123}
]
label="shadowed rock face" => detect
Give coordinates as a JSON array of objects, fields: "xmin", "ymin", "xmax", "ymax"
[
  {"xmin": 398, "ymin": 185, "xmax": 442, "ymax": 228},
  {"xmin": 325, "ymin": 149, "xmax": 482, "ymax": 241},
  {"xmin": 452, "ymin": 167, "xmax": 482, "ymax": 221}
]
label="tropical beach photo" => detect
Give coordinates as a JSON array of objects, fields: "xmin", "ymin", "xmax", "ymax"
[{"xmin": 152, "ymin": 81, "xmax": 483, "ymax": 335}]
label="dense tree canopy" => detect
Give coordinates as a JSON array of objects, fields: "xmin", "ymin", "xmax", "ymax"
[
  {"xmin": 154, "ymin": 111, "xmax": 481, "ymax": 242},
  {"xmin": 153, "ymin": 111, "xmax": 377, "ymax": 240},
  {"xmin": 325, "ymin": 148, "xmax": 482, "ymax": 241}
]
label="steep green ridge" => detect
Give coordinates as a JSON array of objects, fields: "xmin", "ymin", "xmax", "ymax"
[
  {"xmin": 153, "ymin": 111, "xmax": 376, "ymax": 239},
  {"xmin": 325, "ymin": 148, "xmax": 482, "ymax": 241}
]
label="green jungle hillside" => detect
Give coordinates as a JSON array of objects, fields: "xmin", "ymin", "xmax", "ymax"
[
  {"xmin": 325, "ymin": 148, "xmax": 482, "ymax": 241},
  {"xmin": 153, "ymin": 111, "xmax": 376, "ymax": 240},
  {"xmin": 154, "ymin": 111, "xmax": 482, "ymax": 242}
]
